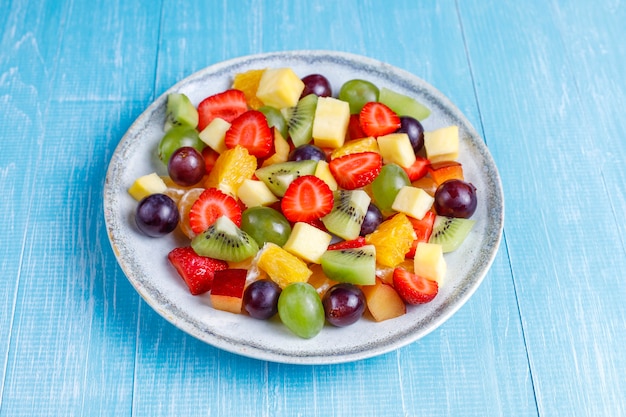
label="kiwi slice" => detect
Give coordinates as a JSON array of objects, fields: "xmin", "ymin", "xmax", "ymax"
[
  {"xmin": 320, "ymin": 244, "xmax": 376, "ymax": 285},
  {"xmin": 282, "ymin": 93, "xmax": 318, "ymax": 147},
  {"xmin": 321, "ymin": 189, "xmax": 371, "ymax": 240},
  {"xmin": 164, "ymin": 93, "xmax": 199, "ymax": 131},
  {"xmin": 378, "ymin": 87, "xmax": 430, "ymax": 121},
  {"xmin": 258, "ymin": 105, "xmax": 288, "ymax": 139},
  {"xmin": 191, "ymin": 216, "xmax": 259, "ymax": 262},
  {"xmin": 428, "ymin": 215, "xmax": 475, "ymax": 253},
  {"xmin": 255, "ymin": 159, "xmax": 317, "ymax": 197}
]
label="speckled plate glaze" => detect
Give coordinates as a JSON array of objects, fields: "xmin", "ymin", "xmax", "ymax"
[{"xmin": 104, "ymin": 50, "xmax": 504, "ymax": 365}]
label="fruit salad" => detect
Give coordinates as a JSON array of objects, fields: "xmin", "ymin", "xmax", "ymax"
[{"xmin": 128, "ymin": 67, "xmax": 478, "ymax": 339}]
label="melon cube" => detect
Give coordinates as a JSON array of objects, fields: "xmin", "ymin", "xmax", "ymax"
[
  {"xmin": 128, "ymin": 173, "xmax": 167, "ymax": 201},
  {"xmin": 312, "ymin": 96, "xmax": 350, "ymax": 149},
  {"xmin": 283, "ymin": 222, "xmax": 332, "ymax": 264},
  {"xmin": 237, "ymin": 179, "xmax": 279, "ymax": 208},
  {"xmin": 255, "ymin": 68, "xmax": 305, "ymax": 109},
  {"xmin": 391, "ymin": 186, "xmax": 435, "ymax": 220},
  {"xmin": 361, "ymin": 279, "xmax": 406, "ymax": 322},
  {"xmin": 376, "ymin": 133, "xmax": 416, "ymax": 168},
  {"xmin": 413, "ymin": 242, "xmax": 446, "ymax": 284},
  {"xmin": 424, "ymin": 126, "xmax": 459, "ymax": 163},
  {"xmin": 199, "ymin": 117, "xmax": 231, "ymax": 153}
]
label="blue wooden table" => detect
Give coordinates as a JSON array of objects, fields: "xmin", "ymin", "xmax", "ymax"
[{"xmin": 1, "ymin": 0, "xmax": 625, "ymax": 415}]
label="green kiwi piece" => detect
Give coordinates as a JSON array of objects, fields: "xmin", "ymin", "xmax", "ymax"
[
  {"xmin": 164, "ymin": 93, "xmax": 199, "ymax": 131},
  {"xmin": 258, "ymin": 105, "xmax": 289, "ymax": 140},
  {"xmin": 321, "ymin": 189, "xmax": 371, "ymax": 240},
  {"xmin": 254, "ymin": 159, "xmax": 317, "ymax": 197},
  {"xmin": 191, "ymin": 216, "xmax": 259, "ymax": 262},
  {"xmin": 428, "ymin": 215, "xmax": 476, "ymax": 253},
  {"xmin": 284, "ymin": 93, "xmax": 318, "ymax": 147},
  {"xmin": 320, "ymin": 245, "xmax": 376, "ymax": 286},
  {"xmin": 378, "ymin": 87, "xmax": 430, "ymax": 121}
]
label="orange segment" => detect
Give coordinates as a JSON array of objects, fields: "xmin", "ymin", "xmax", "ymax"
[
  {"xmin": 330, "ymin": 137, "xmax": 379, "ymax": 159},
  {"xmin": 232, "ymin": 69, "xmax": 266, "ymax": 109},
  {"xmin": 256, "ymin": 242, "xmax": 312, "ymax": 288},
  {"xmin": 204, "ymin": 145, "xmax": 257, "ymax": 196},
  {"xmin": 177, "ymin": 188, "xmax": 205, "ymax": 238},
  {"xmin": 365, "ymin": 213, "xmax": 416, "ymax": 267}
]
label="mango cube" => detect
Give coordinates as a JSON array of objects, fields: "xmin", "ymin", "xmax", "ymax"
[
  {"xmin": 128, "ymin": 173, "xmax": 167, "ymax": 201},
  {"xmin": 361, "ymin": 279, "xmax": 406, "ymax": 322},
  {"xmin": 255, "ymin": 68, "xmax": 305, "ymax": 109},
  {"xmin": 283, "ymin": 222, "xmax": 332, "ymax": 264},
  {"xmin": 424, "ymin": 126, "xmax": 459, "ymax": 163},
  {"xmin": 237, "ymin": 179, "xmax": 279, "ymax": 208},
  {"xmin": 414, "ymin": 242, "xmax": 447, "ymax": 285},
  {"xmin": 199, "ymin": 117, "xmax": 231, "ymax": 153},
  {"xmin": 312, "ymin": 96, "xmax": 350, "ymax": 149},
  {"xmin": 376, "ymin": 133, "xmax": 416, "ymax": 168},
  {"xmin": 391, "ymin": 186, "xmax": 435, "ymax": 220}
]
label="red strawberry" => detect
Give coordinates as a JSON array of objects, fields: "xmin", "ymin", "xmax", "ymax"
[
  {"xmin": 197, "ymin": 89, "xmax": 248, "ymax": 130},
  {"xmin": 402, "ymin": 156, "xmax": 430, "ymax": 181},
  {"xmin": 327, "ymin": 236, "xmax": 367, "ymax": 251},
  {"xmin": 392, "ymin": 268, "xmax": 438, "ymax": 304},
  {"xmin": 167, "ymin": 246, "xmax": 228, "ymax": 295},
  {"xmin": 359, "ymin": 102, "xmax": 400, "ymax": 137},
  {"xmin": 329, "ymin": 152, "xmax": 382, "ymax": 190},
  {"xmin": 347, "ymin": 114, "xmax": 366, "ymax": 140},
  {"xmin": 189, "ymin": 188, "xmax": 242, "ymax": 234},
  {"xmin": 202, "ymin": 147, "xmax": 220, "ymax": 174},
  {"xmin": 224, "ymin": 110, "xmax": 274, "ymax": 158},
  {"xmin": 405, "ymin": 211, "xmax": 436, "ymax": 258},
  {"xmin": 281, "ymin": 175, "xmax": 334, "ymax": 222}
]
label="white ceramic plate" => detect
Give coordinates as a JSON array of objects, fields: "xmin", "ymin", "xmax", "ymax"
[{"xmin": 104, "ymin": 50, "xmax": 504, "ymax": 364}]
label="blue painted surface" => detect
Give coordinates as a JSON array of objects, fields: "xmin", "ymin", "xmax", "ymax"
[{"xmin": 0, "ymin": 0, "xmax": 624, "ymax": 415}]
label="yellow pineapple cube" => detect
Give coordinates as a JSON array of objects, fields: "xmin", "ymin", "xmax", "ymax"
[
  {"xmin": 376, "ymin": 133, "xmax": 416, "ymax": 168},
  {"xmin": 391, "ymin": 186, "xmax": 435, "ymax": 220},
  {"xmin": 237, "ymin": 179, "xmax": 279, "ymax": 208},
  {"xmin": 255, "ymin": 68, "xmax": 305, "ymax": 109},
  {"xmin": 312, "ymin": 97, "xmax": 350, "ymax": 149},
  {"xmin": 314, "ymin": 160, "xmax": 338, "ymax": 191},
  {"xmin": 256, "ymin": 242, "xmax": 312, "ymax": 288},
  {"xmin": 261, "ymin": 128, "xmax": 291, "ymax": 167},
  {"xmin": 283, "ymin": 222, "xmax": 332, "ymax": 264},
  {"xmin": 198, "ymin": 117, "xmax": 231, "ymax": 153},
  {"xmin": 424, "ymin": 126, "xmax": 459, "ymax": 163},
  {"xmin": 128, "ymin": 173, "xmax": 167, "ymax": 201},
  {"xmin": 330, "ymin": 136, "xmax": 379, "ymax": 159},
  {"xmin": 414, "ymin": 242, "xmax": 447, "ymax": 284}
]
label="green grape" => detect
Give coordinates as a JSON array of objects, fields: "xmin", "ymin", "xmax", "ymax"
[
  {"xmin": 371, "ymin": 163, "xmax": 410, "ymax": 215},
  {"xmin": 258, "ymin": 105, "xmax": 288, "ymax": 139},
  {"xmin": 240, "ymin": 206, "xmax": 292, "ymax": 247},
  {"xmin": 157, "ymin": 126, "xmax": 205, "ymax": 164},
  {"xmin": 338, "ymin": 79, "xmax": 380, "ymax": 114},
  {"xmin": 278, "ymin": 283, "xmax": 324, "ymax": 339}
]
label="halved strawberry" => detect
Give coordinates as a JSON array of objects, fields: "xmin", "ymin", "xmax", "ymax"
[
  {"xmin": 405, "ymin": 211, "xmax": 436, "ymax": 258},
  {"xmin": 359, "ymin": 102, "xmax": 400, "ymax": 137},
  {"xmin": 328, "ymin": 151, "xmax": 382, "ymax": 190},
  {"xmin": 327, "ymin": 236, "xmax": 367, "ymax": 251},
  {"xmin": 347, "ymin": 114, "xmax": 366, "ymax": 140},
  {"xmin": 197, "ymin": 89, "xmax": 248, "ymax": 130},
  {"xmin": 392, "ymin": 267, "xmax": 438, "ymax": 304},
  {"xmin": 281, "ymin": 175, "xmax": 334, "ymax": 222},
  {"xmin": 167, "ymin": 246, "xmax": 229, "ymax": 295},
  {"xmin": 188, "ymin": 188, "xmax": 242, "ymax": 234},
  {"xmin": 224, "ymin": 110, "xmax": 274, "ymax": 158},
  {"xmin": 402, "ymin": 156, "xmax": 430, "ymax": 181},
  {"xmin": 202, "ymin": 147, "xmax": 220, "ymax": 174}
]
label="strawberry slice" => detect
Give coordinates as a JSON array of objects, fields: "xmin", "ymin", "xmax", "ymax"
[
  {"xmin": 202, "ymin": 147, "xmax": 220, "ymax": 174},
  {"xmin": 197, "ymin": 89, "xmax": 248, "ymax": 130},
  {"xmin": 224, "ymin": 110, "xmax": 274, "ymax": 158},
  {"xmin": 402, "ymin": 156, "xmax": 430, "ymax": 181},
  {"xmin": 189, "ymin": 188, "xmax": 242, "ymax": 234},
  {"xmin": 281, "ymin": 175, "xmax": 334, "ymax": 222},
  {"xmin": 167, "ymin": 246, "xmax": 229, "ymax": 295},
  {"xmin": 329, "ymin": 152, "xmax": 382, "ymax": 190},
  {"xmin": 359, "ymin": 102, "xmax": 401, "ymax": 137},
  {"xmin": 405, "ymin": 211, "xmax": 436, "ymax": 258},
  {"xmin": 327, "ymin": 236, "xmax": 367, "ymax": 251},
  {"xmin": 392, "ymin": 267, "xmax": 438, "ymax": 304},
  {"xmin": 347, "ymin": 114, "xmax": 366, "ymax": 140}
]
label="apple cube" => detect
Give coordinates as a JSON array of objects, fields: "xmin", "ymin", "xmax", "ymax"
[
  {"xmin": 391, "ymin": 186, "xmax": 435, "ymax": 220},
  {"xmin": 237, "ymin": 179, "xmax": 279, "ymax": 208},
  {"xmin": 376, "ymin": 133, "xmax": 416, "ymax": 168},
  {"xmin": 283, "ymin": 222, "xmax": 332, "ymax": 264},
  {"xmin": 199, "ymin": 117, "xmax": 231, "ymax": 153},
  {"xmin": 255, "ymin": 68, "xmax": 305, "ymax": 109},
  {"xmin": 361, "ymin": 279, "xmax": 406, "ymax": 322},
  {"xmin": 314, "ymin": 160, "xmax": 338, "ymax": 191},
  {"xmin": 210, "ymin": 268, "xmax": 248, "ymax": 314},
  {"xmin": 424, "ymin": 125, "xmax": 459, "ymax": 163},
  {"xmin": 413, "ymin": 242, "xmax": 446, "ymax": 285},
  {"xmin": 312, "ymin": 96, "xmax": 350, "ymax": 149},
  {"xmin": 128, "ymin": 173, "xmax": 167, "ymax": 201}
]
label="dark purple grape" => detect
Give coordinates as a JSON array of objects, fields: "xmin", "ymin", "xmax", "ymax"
[
  {"xmin": 243, "ymin": 279, "xmax": 282, "ymax": 319},
  {"xmin": 434, "ymin": 179, "xmax": 477, "ymax": 218},
  {"xmin": 396, "ymin": 116, "xmax": 424, "ymax": 152},
  {"xmin": 300, "ymin": 74, "xmax": 332, "ymax": 98},
  {"xmin": 288, "ymin": 144, "xmax": 327, "ymax": 162},
  {"xmin": 322, "ymin": 283, "xmax": 366, "ymax": 327},
  {"xmin": 359, "ymin": 203, "xmax": 383, "ymax": 236},
  {"xmin": 167, "ymin": 146, "xmax": 206, "ymax": 186},
  {"xmin": 135, "ymin": 194, "xmax": 180, "ymax": 237}
]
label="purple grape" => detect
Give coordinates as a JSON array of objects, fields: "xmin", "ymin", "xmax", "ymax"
[
  {"xmin": 167, "ymin": 146, "xmax": 206, "ymax": 186},
  {"xmin": 322, "ymin": 283, "xmax": 366, "ymax": 327},
  {"xmin": 243, "ymin": 279, "xmax": 282, "ymax": 319},
  {"xmin": 396, "ymin": 116, "xmax": 424, "ymax": 152},
  {"xmin": 434, "ymin": 179, "xmax": 477, "ymax": 218},
  {"xmin": 135, "ymin": 194, "xmax": 180, "ymax": 237},
  {"xmin": 359, "ymin": 203, "xmax": 383, "ymax": 236},
  {"xmin": 288, "ymin": 144, "xmax": 327, "ymax": 162},
  {"xmin": 300, "ymin": 74, "xmax": 332, "ymax": 97}
]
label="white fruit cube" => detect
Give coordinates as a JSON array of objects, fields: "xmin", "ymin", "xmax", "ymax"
[
  {"xmin": 312, "ymin": 96, "xmax": 350, "ymax": 149},
  {"xmin": 314, "ymin": 160, "xmax": 338, "ymax": 191},
  {"xmin": 376, "ymin": 133, "xmax": 416, "ymax": 168},
  {"xmin": 199, "ymin": 117, "xmax": 231, "ymax": 153},
  {"xmin": 283, "ymin": 222, "xmax": 332, "ymax": 264},
  {"xmin": 424, "ymin": 125, "xmax": 459, "ymax": 163},
  {"xmin": 391, "ymin": 186, "xmax": 435, "ymax": 220},
  {"xmin": 128, "ymin": 173, "xmax": 167, "ymax": 201},
  {"xmin": 255, "ymin": 68, "xmax": 305, "ymax": 109},
  {"xmin": 414, "ymin": 242, "xmax": 447, "ymax": 285},
  {"xmin": 237, "ymin": 179, "xmax": 279, "ymax": 208}
]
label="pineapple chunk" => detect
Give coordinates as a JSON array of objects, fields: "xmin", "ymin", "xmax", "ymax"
[
  {"xmin": 198, "ymin": 117, "xmax": 231, "ymax": 153},
  {"xmin": 376, "ymin": 133, "xmax": 416, "ymax": 168},
  {"xmin": 255, "ymin": 68, "xmax": 305, "ymax": 109},
  {"xmin": 314, "ymin": 160, "xmax": 338, "ymax": 191},
  {"xmin": 256, "ymin": 242, "xmax": 312, "ymax": 288},
  {"xmin": 283, "ymin": 222, "xmax": 332, "ymax": 264},
  {"xmin": 391, "ymin": 186, "xmax": 435, "ymax": 220},
  {"xmin": 237, "ymin": 179, "xmax": 279, "ymax": 208},
  {"xmin": 312, "ymin": 96, "xmax": 350, "ymax": 149},
  {"xmin": 414, "ymin": 242, "xmax": 447, "ymax": 285},
  {"xmin": 128, "ymin": 173, "xmax": 167, "ymax": 201},
  {"xmin": 261, "ymin": 128, "xmax": 290, "ymax": 167},
  {"xmin": 424, "ymin": 126, "xmax": 459, "ymax": 163}
]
